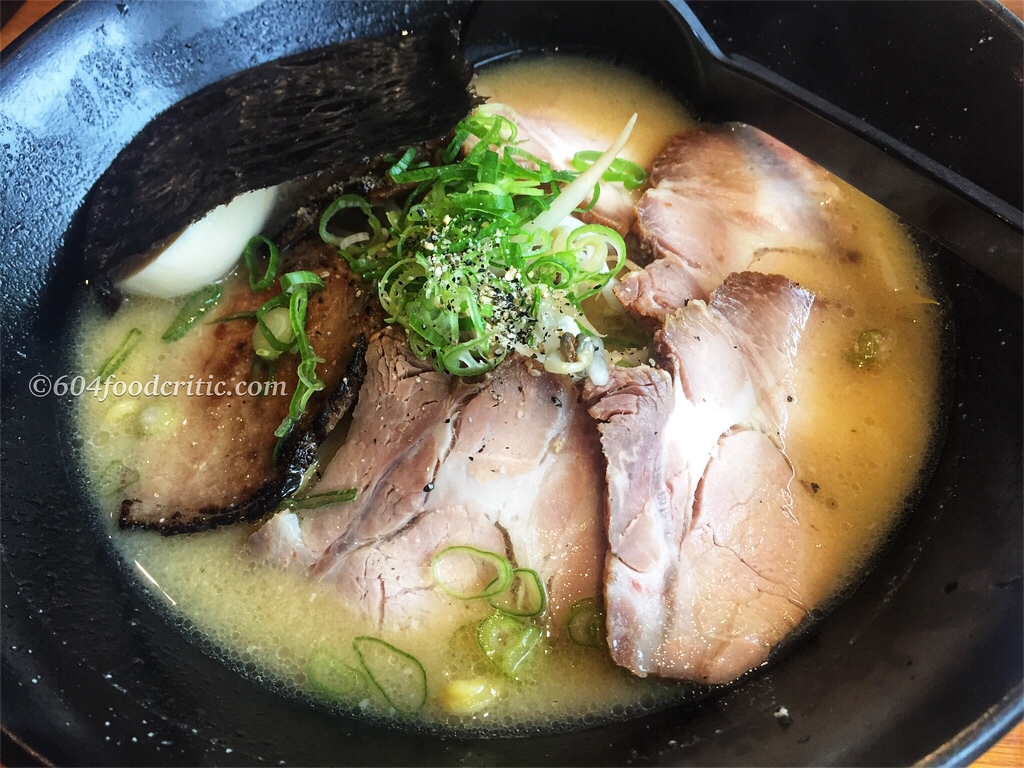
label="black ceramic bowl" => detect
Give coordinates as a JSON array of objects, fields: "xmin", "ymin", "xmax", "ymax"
[{"xmin": 2, "ymin": 2, "xmax": 1021, "ymax": 765}]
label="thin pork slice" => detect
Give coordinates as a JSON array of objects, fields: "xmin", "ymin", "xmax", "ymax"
[
  {"xmin": 250, "ymin": 329, "xmax": 606, "ymax": 634},
  {"xmin": 587, "ymin": 272, "xmax": 834, "ymax": 684},
  {"xmin": 618, "ymin": 124, "xmax": 841, "ymax": 321}
]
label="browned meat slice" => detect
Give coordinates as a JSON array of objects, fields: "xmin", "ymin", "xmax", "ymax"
[
  {"xmin": 587, "ymin": 272, "xmax": 830, "ymax": 684},
  {"xmin": 250, "ymin": 329, "xmax": 607, "ymax": 634},
  {"xmin": 118, "ymin": 237, "xmax": 383, "ymax": 533},
  {"xmin": 618, "ymin": 124, "xmax": 841, "ymax": 321}
]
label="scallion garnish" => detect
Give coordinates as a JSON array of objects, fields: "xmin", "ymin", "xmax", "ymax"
[
  {"xmin": 476, "ymin": 613, "xmax": 542, "ymax": 680},
  {"xmin": 242, "ymin": 235, "xmax": 281, "ymax": 292},
  {"xmin": 240, "ymin": 257, "xmax": 327, "ymax": 452},
  {"xmin": 431, "ymin": 546, "xmax": 514, "ymax": 600},
  {"xmin": 208, "ymin": 310, "xmax": 257, "ymax": 325},
  {"xmin": 319, "ymin": 109, "xmax": 639, "ymax": 378},
  {"xmin": 570, "ymin": 150, "xmax": 648, "ymax": 190},
  {"xmin": 280, "ymin": 270, "xmax": 325, "ymax": 294},
  {"xmin": 161, "ymin": 283, "xmax": 222, "ymax": 342},
  {"xmin": 566, "ymin": 596, "xmax": 606, "ymax": 648},
  {"xmin": 848, "ymin": 328, "xmax": 889, "ymax": 369},
  {"xmin": 306, "ymin": 648, "xmax": 368, "ymax": 699},
  {"xmin": 387, "ymin": 146, "xmax": 419, "ymax": 177},
  {"xmin": 97, "ymin": 327, "xmax": 142, "ymax": 380},
  {"xmin": 353, "ymin": 636, "xmax": 427, "ymax": 714},
  {"xmin": 253, "ymin": 303, "xmax": 295, "ymax": 361},
  {"xmin": 487, "ymin": 568, "xmax": 547, "ymax": 617},
  {"xmin": 281, "ymin": 488, "xmax": 357, "ymax": 511},
  {"xmin": 275, "ymin": 284, "xmax": 326, "ymax": 438}
]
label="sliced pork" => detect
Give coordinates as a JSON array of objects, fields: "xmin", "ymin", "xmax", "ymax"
[
  {"xmin": 618, "ymin": 124, "xmax": 843, "ymax": 321},
  {"xmin": 250, "ymin": 329, "xmax": 606, "ymax": 634},
  {"xmin": 117, "ymin": 237, "xmax": 383, "ymax": 533},
  {"xmin": 587, "ymin": 272, "xmax": 837, "ymax": 684}
]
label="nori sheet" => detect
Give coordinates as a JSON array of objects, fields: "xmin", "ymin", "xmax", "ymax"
[{"xmin": 83, "ymin": 28, "xmax": 476, "ymax": 305}]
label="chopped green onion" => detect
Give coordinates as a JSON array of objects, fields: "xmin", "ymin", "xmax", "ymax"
[
  {"xmin": 848, "ymin": 328, "xmax": 889, "ymax": 369},
  {"xmin": 255, "ymin": 270, "xmax": 326, "ymax": 449},
  {"xmin": 431, "ymin": 546, "xmax": 513, "ymax": 600},
  {"xmin": 281, "ymin": 270, "xmax": 325, "ymax": 294},
  {"xmin": 161, "ymin": 284, "xmax": 222, "ymax": 342},
  {"xmin": 567, "ymin": 596, "xmax": 606, "ymax": 647},
  {"xmin": 277, "ymin": 289, "xmax": 325, "ymax": 429},
  {"xmin": 95, "ymin": 459, "xmax": 139, "ymax": 496},
  {"xmin": 242, "ymin": 235, "xmax": 281, "ymax": 292},
  {"xmin": 571, "ymin": 150, "xmax": 648, "ymax": 190},
  {"xmin": 97, "ymin": 327, "xmax": 142, "ymax": 380},
  {"xmin": 353, "ymin": 636, "xmax": 427, "ymax": 714},
  {"xmin": 281, "ymin": 488, "xmax": 357, "ymax": 511},
  {"xmin": 448, "ymin": 621, "xmax": 487, "ymax": 663},
  {"xmin": 306, "ymin": 648, "xmax": 368, "ymax": 699},
  {"xmin": 319, "ymin": 194, "xmax": 385, "ymax": 258},
  {"xmin": 388, "ymin": 146, "xmax": 419, "ymax": 177},
  {"xmin": 487, "ymin": 568, "xmax": 547, "ymax": 617},
  {"xmin": 318, "ymin": 109, "xmax": 637, "ymax": 378},
  {"xmin": 252, "ymin": 305, "xmax": 295, "ymax": 361},
  {"xmin": 208, "ymin": 310, "xmax": 257, "ymax": 325},
  {"xmin": 476, "ymin": 613, "xmax": 542, "ymax": 679}
]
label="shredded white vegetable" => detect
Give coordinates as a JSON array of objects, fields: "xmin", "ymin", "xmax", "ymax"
[{"xmin": 528, "ymin": 114, "xmax": 638, "ymax": 232}]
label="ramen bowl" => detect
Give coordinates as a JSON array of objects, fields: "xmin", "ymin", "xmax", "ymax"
[{"xmin": 1, "ymin": 1, "xmax": 1020, "ymax": 765}]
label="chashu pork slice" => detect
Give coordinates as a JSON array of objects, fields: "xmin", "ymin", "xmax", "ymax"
[
  {"xmin": 618, "ymin": 124, "xmax": 843, "ymax": 322},
  {"xmin": 117, "ymin": 237, "xmax": 383, "ymax": 533},
  {"xmin": 587, "ymin": 272, "xmax": 841, "ymax": 684},
  {"xmin": 250, "ymin": 329, "xmax": 607, "ymax": 635}
]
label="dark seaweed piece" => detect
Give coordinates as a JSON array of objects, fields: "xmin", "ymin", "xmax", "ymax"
[{"xmin": 84, "ymin": 28, "xmax": 477, "ymax": 309}]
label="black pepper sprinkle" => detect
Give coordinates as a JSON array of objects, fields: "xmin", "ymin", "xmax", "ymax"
[
  {"xmin": 423, "ymin": 482, "xmax": 435, "ymax": 493},
  {"xmin": 551, "ymin": 396, "xmax": 562, "ymax": 407}
]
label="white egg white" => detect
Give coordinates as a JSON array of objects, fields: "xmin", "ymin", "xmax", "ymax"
[{"xmin": 119, "ymin": 186, "xmax": 279, "ymax": 298}]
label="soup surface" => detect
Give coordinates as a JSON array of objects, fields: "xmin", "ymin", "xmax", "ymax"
[{"xmin": 74, "ymin": 56, "xmax": 942, "ymax": 733}]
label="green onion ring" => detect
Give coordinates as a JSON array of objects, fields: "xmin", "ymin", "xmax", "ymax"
[
  {"xmin": 431, "ymin": 546, "xmax": 514, "ymax": 600},
  {"xmin": 242, "ymin": 235, "xmax": 281, "ymax": 292}
]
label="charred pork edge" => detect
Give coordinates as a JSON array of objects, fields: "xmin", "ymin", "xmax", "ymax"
[{"xmin": 117, "ymin": 335, "xmax": 370, "ymax": 535}]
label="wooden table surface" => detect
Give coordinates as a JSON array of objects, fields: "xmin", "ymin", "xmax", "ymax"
[
  {"xmin": 2, "ymin": 1, "xmax": 1021, "ymax": 765},
  {"xmin": 973, "ymin": 722, "xmax": 1023, "ymax": 768}
]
